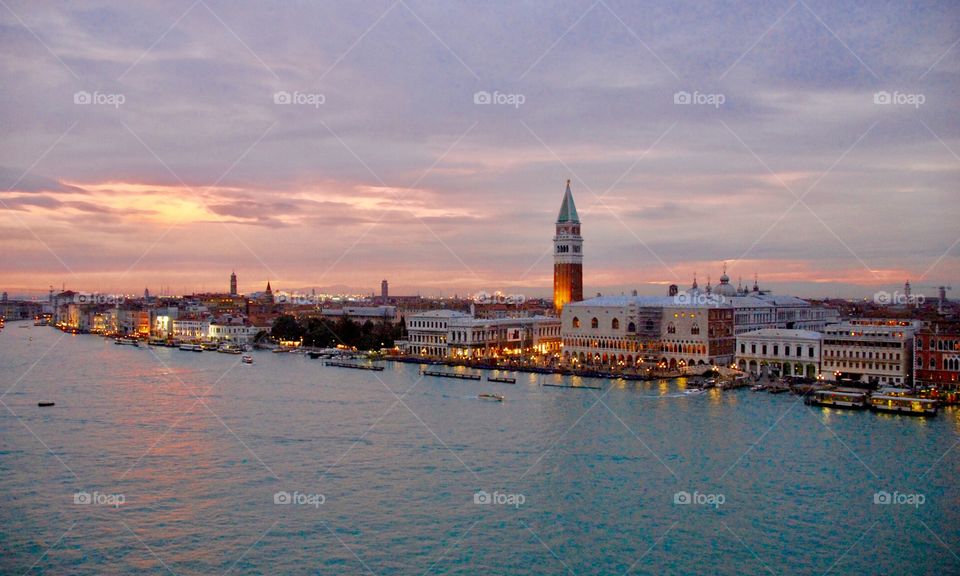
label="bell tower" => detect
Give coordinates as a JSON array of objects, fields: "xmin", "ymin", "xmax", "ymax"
[{"xmin": 553, "ymin": 179, "xmax": 583, "ymax": 313}]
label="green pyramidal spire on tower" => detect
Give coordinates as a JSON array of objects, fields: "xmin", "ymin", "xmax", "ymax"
[{"xmin": 557, "ymin": 179, "xmax": 579, "ymax": 223}]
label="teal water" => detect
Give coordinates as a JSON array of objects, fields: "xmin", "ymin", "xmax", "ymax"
[{"xmin": 1, "ymin": 322, "xmax": 957, "ymax": 575}]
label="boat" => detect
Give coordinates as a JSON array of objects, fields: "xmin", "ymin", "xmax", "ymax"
[
  {"xmin": 805, "ymin": 389, "xmax": 869, "ymax": 409},
  {"xmin": 703, "ymin": 378, "xmax": 717, "ymax": 387},
  {"xmin": 272, "ymin": 347, "xmax": 293, "ymax": 354},
  {"xmin": 147, "ymin": 339, "xmax": 167, "ymax": 346},
  {"xmin": 201, "ymin": 341, "xmax": 220, "ymax": 351},
  {"xmin": 115, "ymin": 337, "xmax": 139, "ymax": 347},
  {"xmin": 478, "ymin": 393, "xmax": 505, "ymax": 402},
  {"xmin": 242, "ymin": 355, "xmax": 254, "ymax": 364},
  {"xmin": 218, "ymin": 344, "xmax": 243, "ymax": 354},
  {"xmin": 37, "ymin": 402, "xmax": 55, "ymax": 407},
  {"xmin": 683, "ymin": 388, "xmax": 706, "ymax": 395},
  {"xmin": 750, "ymin": 384, "xmax": 766, "ymax": 392},
  {"xmin": 179, "ymin": 343, "xmax": 203, "ymax": 352},
  {"xmin": 869, "ymin": 394, "xmax": 938, "ymax": 416}
]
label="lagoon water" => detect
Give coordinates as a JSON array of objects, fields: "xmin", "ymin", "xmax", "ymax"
[{"xmin": 1, "ymin": 322, "xmax": 958, "ymax": 575}]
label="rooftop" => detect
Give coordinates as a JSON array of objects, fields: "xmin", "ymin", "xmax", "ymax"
[
  {"xmin": 738, "ymin": 328, "xmax": 823, "ymax": 340},
  {"xmin": 557, "ymin": 180, "xmax": 579, "ymax": 223}
]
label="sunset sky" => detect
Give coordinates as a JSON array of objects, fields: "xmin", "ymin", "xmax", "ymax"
[{"xmin": 1, "ymin": 1, "xmax": 957, "ymax": 299}]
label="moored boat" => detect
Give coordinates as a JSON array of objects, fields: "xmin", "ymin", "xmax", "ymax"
[
  {"xmin": 869, "ymin": 395, "xmax": 938, "ymax": 416},
  {"xmin": 115, "ymin": 337, "xmax": 139, "ymax": 347},
  {"xmin": 179, "ymin": 343, "xmax": 203, "ymax": 352},
  {"xmin": 805, "ymin": 389, "xmax": 869, "ymax": 409},
  {"xmin": 218, "ymin": 343, "xmax": 243, "ymax": 354}
]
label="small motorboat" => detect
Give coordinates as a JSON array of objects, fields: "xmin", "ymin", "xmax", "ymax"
[
  {"xmin": 38, "ymin": 402, "xmax": 55, "ymax": 407},
  {"xmin": 683, "ymin": 388, "xmax": 706, "ymax": 395},
  {"xmin": 750, "ymin": 384, "xmax": 766, "ymax": 392},
  {"xmin": 478, "ymin": 393, "xmax": 504, "ymax": 402},
  {"xmin": 242, "ymin": 355, "xmax": 254, "ymax": 364}
]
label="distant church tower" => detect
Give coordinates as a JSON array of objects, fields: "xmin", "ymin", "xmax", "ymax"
[
  {"xmin": 553, "ymin": 180, "xmax": 583, "ymax": 313},
  {"xmin": 230, "ymin": 271, "xmax": 238, "ymax": 296}
]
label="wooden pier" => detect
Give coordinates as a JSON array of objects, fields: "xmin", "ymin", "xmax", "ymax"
[
  {"xmin": 422, "ymin": 370, "xmax": 482, "ymax": 381},
  {"xmin": 325, "ymin": 361, "xmax": 385, "ymax": 371},
  {"xmin": 542, "ymin": 382, "xmax": 602, "ymax": 390}
]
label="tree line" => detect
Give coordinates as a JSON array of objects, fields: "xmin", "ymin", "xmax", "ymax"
[{"xmin": 271, "ymin": 315, "xmax": 405, "ymax": 350}]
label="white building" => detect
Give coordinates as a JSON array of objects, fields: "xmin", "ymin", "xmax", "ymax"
[
  {"xmin": 736, "ymin": 329, "xmax": 822, "ymax": 379},
  {"xmin": 446, "ymin": 316, "xmax": 561, "ymax": 358},
  {"xmin": 821, "ymin": 319, "xmax": 921, "ymax": 386},
  {"xmin": 403, "ymin": 310, "xmax": 561, "ymax": 358},
  {"xmin": 706, "ymin": 270, "xmax": 840, "ymax": 334},
  {"xmin": 208, "ymin": 322, "xmax": 262, "ymax": 343},
  {"xmin": 171, "ymin": 318, "xmax": 210, "ymax": 340},
  {"xmin": 560, "ymin": 295, "xmax": 736, "ymax": 369}
]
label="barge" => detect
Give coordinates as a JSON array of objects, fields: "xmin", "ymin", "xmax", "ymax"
[{"xmin": 869, "ymin": 395, "xmax": 938, "ymax": 416}]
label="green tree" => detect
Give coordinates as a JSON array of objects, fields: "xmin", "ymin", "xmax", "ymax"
[{"xmin": 271, "ymin": 315, "xmax": 303, "ymax": 341}]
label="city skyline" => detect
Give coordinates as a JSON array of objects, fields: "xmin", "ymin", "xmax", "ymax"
[{"xmin": 1, "ymin": 1, "xmax": 958, "ymax": 298}]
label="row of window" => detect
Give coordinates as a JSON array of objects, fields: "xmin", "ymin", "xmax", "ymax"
[
  {"xmin": 916, "ymin": 338, "xmax": 960, "ymax": 351},
  {"xmin": 822, "ymin": 340, "xmax": 904, "ymax": 348},
  {"xmin": 824, "ymin": 349, "xmax": 900, "ymax": 361},
  {"xmin": 571, "ymin": 316, "xmax": 706, "ymax": 336},
  {"xmin": 923, "ymin": 357, "xmax": 960, "ymax": 371},
  {"xmin": 740, "ymin": 343, "xmax": 816, "ymax": 358},
  {"xmin": 823, "ymin": 360, "xmax": 902, "ymax": 372},
  {"xmin": 409, "ymin": 320, "xmax": 448, "ymax": 329}
]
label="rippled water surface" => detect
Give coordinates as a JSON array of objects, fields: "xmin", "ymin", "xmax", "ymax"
[{"xmin": 1, "ymin": 323, "xmax": 958, "ymax": 574}]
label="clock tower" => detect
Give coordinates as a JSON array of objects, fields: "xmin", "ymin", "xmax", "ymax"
[{"xmin": 553, "ymin": 180, "xmax": 583, "ymax": 313}]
